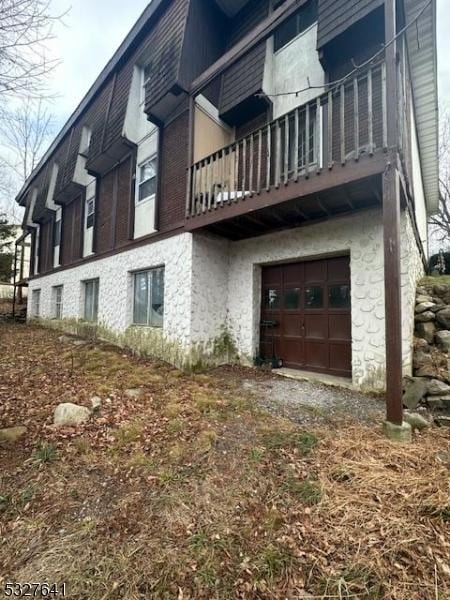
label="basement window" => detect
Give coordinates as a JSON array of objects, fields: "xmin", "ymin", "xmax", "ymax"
[
  {"xmin": 133, "ymin": 267, "xmax": 164, "ymax": 328},
  {"xmin": 31, "ymin": 289, "xmax": 41, "ymax": 317},
  {"xmin": 84, "ymin": 278, "xmax": 99, "ymax": 322},
  {"xmin": 53, "ymin": 285, "xmax": 63, "ymax": 319},
  {"xmin": 274, "ymin": 0, "xmax": 318, "ymax": 52}
]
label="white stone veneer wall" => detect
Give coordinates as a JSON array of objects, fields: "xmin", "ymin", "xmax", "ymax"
[
  {"xmin": 190, "ymin": 234, "xmax": 230, "ymax": 346},
  {"xmin": 227, "ymin": 209, "xmax": 387, "ymax": 390},
  {"xmin": 28, "ymin": 233, "xmax": 194, "ymax": 348},
  {"xmin": 28, "ymin": 209, "xmax": 424, "ymax": 389}
]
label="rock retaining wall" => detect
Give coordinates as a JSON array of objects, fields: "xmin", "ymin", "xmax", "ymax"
[{"xmin": 403, "ymin": 281, "xmax": 450, "ymax": 412}]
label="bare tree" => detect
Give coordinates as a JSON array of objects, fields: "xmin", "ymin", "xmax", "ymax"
[
  {"xmin": 0, "ymin": 96, "xmax": 54, "ymax": 220},
  {"xmin": 429, "ymin": 108, "xmax": 450, "ymax": 245},
  {"xmin": 1, "ymin": 96, "xmax": 53, "ymax": 181},
  {"xmin": 0, "ymin": 0, "xmax": 63, "ymax": 98}
]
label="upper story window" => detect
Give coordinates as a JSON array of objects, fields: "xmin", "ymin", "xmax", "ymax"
[
  {"xmin": 53, "ymin": 216, "xmax": 61, "ymax": 247},
  {"xmin": 85, "ymin": 180, "xmax": 96, "ymax": 229},
  {"xmin": 138, "ymin": 156, "xmax": 157, "ymax": 203},
  {"xmin": 80, "ymin": 126, "xmax": 92, "ymax": 157},
  {"xmin": 274, "ymin": 0, "xmax": 318, "ymax": 52},
  {"xmin": 140, "ymin": 62, "xmax": 153, "ymax": 104},
  {"xmin": 86, "ymin": 198, "xmax": 95, "ymax": 229}
]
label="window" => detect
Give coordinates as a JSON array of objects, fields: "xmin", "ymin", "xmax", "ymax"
[
  {"xmin": 84, "ymin": 279, "xmax": 99, "ymax": 322},
  {"xmin": 85, "ymin": 180, "xmax": 96, "ymax": 229},
  {"xmin": 133, "ymin": 267, "xmax": 164, "ymax": 327},
  {"xmin": 53, "ymin": 286, "xmax": 63, "ymax": 319},
  {"xmin": 305, "ymin": 286, "xmax": 324, "ymax": 309},
  {"xmin": 54, "ymin": 217, "xmax": 61, "ymax": 247},
  {"xmin": 138, "ymin": 157, "xmax": 157, "ymax": 203},
  {"xmin": 86, "ymin": 198, "xmax": 95, "ymax": 229},
  {"xmin": 141, "ymin": 62, "xmax": 153, "ymax": 103},
  {"xmin": 263, "ymin": 288, "xmax": 280, "ymax": 310},
  {"xmin": 80, "ymin": 126, "xmax": 92, "ymax": 156},
  {"xmin": 31, "ymin": 289, "xmax": 41, "ymax": 317},
  {"xmin": 329, "ymin": 284, "xmax": 351, "ymax": 309},
  {"xmin": 274, "ymin": 0, "xmax": 318, "ymax": 52}
]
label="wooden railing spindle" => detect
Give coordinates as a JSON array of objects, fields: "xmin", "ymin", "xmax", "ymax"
[{"xmin": 354, "ymin": 77, "xmax": 360, "ymax": 161}]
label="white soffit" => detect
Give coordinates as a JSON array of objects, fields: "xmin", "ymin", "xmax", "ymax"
[{"xmin": 405, "ymin": 0, "xmax": 439, "ymax": 214}]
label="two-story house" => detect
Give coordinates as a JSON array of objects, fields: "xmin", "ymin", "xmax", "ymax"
[{"xmin": 15, "ymin": 0, "xmax": 438, "ymax": 427}]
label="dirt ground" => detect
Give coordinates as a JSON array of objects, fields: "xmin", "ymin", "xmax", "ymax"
[{"xmin": 0, "ymin": 323, "xmax": 449, "ymax": 599}]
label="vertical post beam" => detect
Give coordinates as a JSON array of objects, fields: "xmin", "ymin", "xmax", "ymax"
[
  {"xmin": 383, "ymin": 0, "xmax": 403, "ymax": 426},
  {"xmin": 12, "ymin": 241, "xmax": 18, "ymax": 318}
]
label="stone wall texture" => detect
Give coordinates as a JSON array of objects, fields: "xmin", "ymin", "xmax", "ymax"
[
  {"xmin": 28, "ymin": 208, "xmax": 424, "ymax": 390},
  {"xmin": 28, "ymin": 233, "xmax": 194, "ymax": 347}
]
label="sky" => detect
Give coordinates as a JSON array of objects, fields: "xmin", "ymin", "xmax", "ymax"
[{"xmin": 46, "ymin": 0, "xmax": 450, "ymax": 130}]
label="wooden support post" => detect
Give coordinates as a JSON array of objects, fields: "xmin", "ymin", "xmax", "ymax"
[{"xmin": 383, "ymin": 0, "xmax": 403, "ymax": 426}]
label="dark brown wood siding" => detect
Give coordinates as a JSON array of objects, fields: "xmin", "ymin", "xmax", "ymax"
[
  {"xmin": 38, "ymin": 219, "xmax": 53, "ymax": 274},
  {"xmin": 178, "ymin": 0, "xmax": 227, "ymax": 89},
  {"xmin": 317, "ymin": 0, "xmax": 384, "ymax": 49},
  {"xmin": 115, "ymin": 156, "xmax": 133, "ymax": 247},
  {"xmin": 227, "ymin": 0, "xmax": 270, "ymax": 48},
  {"xmin": 95, "ymin": 170, "xmax": 115, "ymax": 254},
  {"xmin": 159, "ymin": 110, "xmax": 189, "ymax": 230},
  {"xmin": 219, "ymin": 41, "xmax": 267, "ymax": 121},
  {"xmin": 144, "ymin": 0, "xmax": 190, "ymax": 112},
  {"xmin": 61, "ymin": 196, "xmax": 83, "ymax": 266}
]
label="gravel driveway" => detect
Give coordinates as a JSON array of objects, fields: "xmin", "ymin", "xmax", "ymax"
[{"xmin": 238, "ymin": 373, "xmax": 385, "ymax": 426}]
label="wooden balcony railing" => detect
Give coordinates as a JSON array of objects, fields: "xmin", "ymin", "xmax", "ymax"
[{"xmin": 186, "ymin": 61, "xmax": 387, "ymax": 218}]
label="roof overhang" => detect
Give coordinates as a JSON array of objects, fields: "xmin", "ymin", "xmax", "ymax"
[
  {"xmin": 404, "ymin": 0, "xmax": 439, "ymax": 215},
  {"xmin": 214, "ymin": 0, "xmax": 251, "ymax": 17}
]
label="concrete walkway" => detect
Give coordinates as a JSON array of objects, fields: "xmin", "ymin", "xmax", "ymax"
[{"xmin": 240, "ymin": 373, "xmax": 385, "ymax": 426}]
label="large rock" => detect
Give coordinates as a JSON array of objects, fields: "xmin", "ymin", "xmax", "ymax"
[
  {"xmin": 413, "ymin": 351, "xmax": 433, "ymax": 370},
  {"xmin": 415, "ymin": 311, "xmax": 435, "ymax": 323},
  {"xmin": 416, "ymin": 294, "xmax": 434, "ymax": 304},
  {"xmin": 435, "ymin": 330, "xmax": 450, "ymax": 352},
  {"xmin": 415, "ymin": 302, "xmax": 436, "ymax": 314},
  {"xmin": 0, "ymin": 426, "xmax": 27, "ymax": 444},
  {"xmin": 124, "ymin": 388, "xmax": 145, "ymax": 399},
  {"xmin": 436, "ymin": 307, "xmax": 450, "ymax": 329},
  {"xmin": 402, "ymin": 378, "xmax": 428, "ymax": 409},
  {"xmin": 416, "ymin": 321, "xmax": 436, "ymax": 344},
  {"xmin": 427, "ymin": 379, "xmax": 450, "ymax": 396},
  {"xmin": 403, "ymin": 412, "xmax": 431, "ymax": 431},
  {"xmin": 427, "ymin": 395, "xmax": 450, "ymax": 410},
  {"xmin": 54, "ymin": 403, "xmax": 91, "ymax": 426},
  {"xmin": 90, "ymin": 396, "xmax": 102, "ymax": 412},
  {"xmin": 414, "ymin": 337, "xmax": 431, "ymax": 350},
  {"xmin": 434, "ymin": 284, "xmax": 449, "ymax": 297}
]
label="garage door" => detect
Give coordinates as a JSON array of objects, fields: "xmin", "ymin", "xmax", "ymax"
[{"xmin": 260, "ymin": 255, "xmax": 352, "ymax": 377}]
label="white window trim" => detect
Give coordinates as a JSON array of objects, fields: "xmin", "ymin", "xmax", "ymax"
[{"xmin": 136, "ymin": 155, "xmax": 157, "ymax": 206}]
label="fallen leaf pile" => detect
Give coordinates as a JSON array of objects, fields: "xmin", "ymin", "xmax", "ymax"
[{"xmin": 0, "ymin": 323, "xmax": 449, "ymax": 599}]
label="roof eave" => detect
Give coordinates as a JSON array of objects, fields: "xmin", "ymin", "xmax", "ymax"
[{"xmin": 16, "ymin": 0, "xmax": 167, "ymax": 205}]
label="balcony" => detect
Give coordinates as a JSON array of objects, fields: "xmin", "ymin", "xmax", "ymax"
[{"xmin": 186, "ymin": 61, "xmax": 388, "ymax": 239}]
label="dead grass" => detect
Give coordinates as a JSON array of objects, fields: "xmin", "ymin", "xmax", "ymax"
[{"xmin": 0, "ymin": 323, "xmax": 449, "ymax": 599}]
